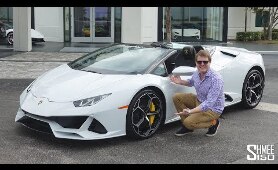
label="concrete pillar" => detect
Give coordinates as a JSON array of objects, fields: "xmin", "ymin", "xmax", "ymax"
[
  {"xmin": 121, "ymin": 7, "xmax": 158, "ymax": 44},
  {"xmin": 13, "ymin": 7, "xmax": 32, "ymax": 51}
]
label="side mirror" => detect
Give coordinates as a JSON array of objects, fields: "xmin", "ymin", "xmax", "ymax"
[{"xmin": 172, "ymin": 66, "xmax": 196, "ymax": 76}]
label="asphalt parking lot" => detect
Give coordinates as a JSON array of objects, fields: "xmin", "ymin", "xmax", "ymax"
[{"xmin": 0, "ymin": 83, "xmax": 277, "ymax": 164}]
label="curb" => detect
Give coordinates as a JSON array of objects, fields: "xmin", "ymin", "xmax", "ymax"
[
  {"xmin": 0, "ymin": 47, "xmax": 13, "ymax": 50},
  {"xmin": 253, "ymin": 51, "xmax": 278, "ymax": 55}
]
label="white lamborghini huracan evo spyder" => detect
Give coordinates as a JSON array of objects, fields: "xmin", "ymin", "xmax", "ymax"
[{"xmin": 15, "ymin": 42, "xmax": 265, "ymax": 140}]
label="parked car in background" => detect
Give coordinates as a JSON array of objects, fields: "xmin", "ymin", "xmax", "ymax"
[
  {"xmin": 3, "ymin": 22, "xmax": 45, "ymax": 45},
  {"xmin": 172, "ymin": 23, "xmax": 201, "ymax": 40},
  {"xmin": 163, "ymin": 23, "xmax": 201, "ymax": 40}
]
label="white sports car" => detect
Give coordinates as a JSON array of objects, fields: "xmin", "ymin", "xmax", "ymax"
[
  {"xmin": 172, "ymin": 23, "xmax": 201, "ymax": 40},
  {"xmin": 15, "ymin": 42, "xmax": 265, "ymax": 140},
  {"xmin": 3, "ymin": 23, "xmax": 45, "ymax": 45},
  {"xmin": 163, "ymin": 25, "xmax": 200, "ymax": 40}
]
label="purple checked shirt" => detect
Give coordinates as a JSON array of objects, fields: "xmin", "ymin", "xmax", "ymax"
[{"xmin": 188, "ymin": 68, "xmax": 225, "ymax": 114}]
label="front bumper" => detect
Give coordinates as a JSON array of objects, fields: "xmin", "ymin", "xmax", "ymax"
[
  {"xmin": 15, "ymin": 78, "xmax": 134, "ymax": 140},
  {"xmin": 15, "ymin": 107, "xmax": 126, "ymax": 140}
]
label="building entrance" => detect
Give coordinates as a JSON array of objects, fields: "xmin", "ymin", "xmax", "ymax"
[{"xmin": 71, "ymin": 7, "xmax": 114, "ymax": 43}]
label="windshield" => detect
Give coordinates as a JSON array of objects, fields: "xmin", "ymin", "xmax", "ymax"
[{"xmin": 68, "ymin": 44, "xmax": 169, "ymax": 74}]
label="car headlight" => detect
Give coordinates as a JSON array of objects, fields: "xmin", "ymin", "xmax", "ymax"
[{"xmin": 73, "ymin": 93, "xmax": 112, "ymax": 107}]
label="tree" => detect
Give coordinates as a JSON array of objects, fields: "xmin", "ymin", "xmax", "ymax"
[
  {"xmin": 244, "ymin": 7, "xmax": 248, "ymax": 32},
  {"xmin": 165, "ymin": 7, "xmax": 171, "ymax": 43},
  {"xmin": 248, "ymin": 7, "xmax": 278, "ymax": 40}
]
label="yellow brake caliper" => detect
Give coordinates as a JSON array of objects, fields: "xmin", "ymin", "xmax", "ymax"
[{"xmin": 149, "ymin": 102, "xmax": 155, "ymax": 125}]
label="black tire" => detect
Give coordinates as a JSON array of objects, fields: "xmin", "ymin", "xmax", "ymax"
[
  {"xmin": 7, "ymin": 32, "xmax": 13, "ymax": 45},
  {"xmin": 242, "ymin": 69, "xmax": 264, "ymax": 109},
  {"xmin": 126, "ymin": 89, "xmax": 164, "ymax": 139}
]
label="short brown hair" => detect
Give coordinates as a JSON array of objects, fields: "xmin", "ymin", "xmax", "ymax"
[{"xmin": 195, "ymin": 50, "xmax": 211, "ymax": 62}]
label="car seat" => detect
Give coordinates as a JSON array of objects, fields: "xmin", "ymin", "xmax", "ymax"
[
  {"xmin": 175, "ymin": 46, "xmax": 196, "ymax": 67},
  {"xmin": 193, "ymin": 45, "xmax": 204, "ymax": 54}
]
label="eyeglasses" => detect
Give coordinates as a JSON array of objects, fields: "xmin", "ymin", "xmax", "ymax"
[{"xmin": 196, "ymin": 60, "xmax": 209, "ymax": 65}]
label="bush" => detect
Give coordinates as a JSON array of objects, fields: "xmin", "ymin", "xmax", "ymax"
[
  {"xmin": 236, "ymin": 32, "xmax": 262, "ymax": 41},
  {"xmin": 272, "ymin": 32, "xmax": 278, "ymax": 40}
]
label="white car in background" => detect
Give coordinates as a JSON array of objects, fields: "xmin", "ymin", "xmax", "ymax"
[
  {"xmin": 3, "ymin": 23, "xmax": 45, "ymax": 45},
  {"xmin": 172, "ymin": 23, "xmax": 201, "ymax": 40}
]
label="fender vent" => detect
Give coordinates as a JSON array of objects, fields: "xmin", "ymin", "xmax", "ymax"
[
  {"xmin": 225, "ymin": 94, "xmax": 233, "ymax": 102},
  {"xmin": 220, "ymin": 51, "xmax": 237, "ymax": 57},
  {"xmin": 88, "ymin": 119, "xmax": 107, "ymax": 134}
]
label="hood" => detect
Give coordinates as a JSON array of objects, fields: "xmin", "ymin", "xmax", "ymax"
[
  {"xmin": 31, "ymin": 64, "xmax": 129, "ymax": 102},
  {"xmin": 31, "ymin": 29, "xmax": 44, "ymax": 38}
]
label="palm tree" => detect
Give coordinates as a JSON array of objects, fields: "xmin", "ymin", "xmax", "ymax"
[{"xmin": 165, "ymin": 7, "xmax": 171, "ymax": 43}]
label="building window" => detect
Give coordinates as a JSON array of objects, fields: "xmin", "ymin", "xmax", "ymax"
[
  {"xmin": 0, "ymin": 7, "xmax": 13, "ymax": 24},
  {"xmin": 162, "ymin": 7, "xmax": 224, "ymax": 42},
  {"xmin": 255, "ymin": 10, "xmax": 269, "ymax": 27}
]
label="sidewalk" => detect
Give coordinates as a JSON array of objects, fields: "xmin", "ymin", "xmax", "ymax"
[
  {"xmin": 0, "ymin": 52, "xmax": 85, "ymax": 79},
  {"xmin": 225, "ymin": 41, "xmax": 278, "ymax": 55},
  {"xmin": 1, "ymin": 40, "xmax": 278, "ymax": 55},
  {"xmin": 0, "ymin": 41, "xmax": 277, "ymax": 79}
]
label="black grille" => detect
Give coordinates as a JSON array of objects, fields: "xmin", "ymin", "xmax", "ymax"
[
  {"xmin": 17, "ymin": 116, "xmax": 53, "ymax": 134},
  {"xmin": 88, "ymin": 119, "xmax": 107, "ymax": 134},
  {"xmin": 49, "ymin": 116, "xmax": 88, "ymax": 129},
  {"xmin": 22, "ymin": 110, "xmax": 88, "ymax": 129}
]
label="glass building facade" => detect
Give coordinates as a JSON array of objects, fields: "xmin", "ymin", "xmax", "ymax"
[
  {"xmin": 160, "ymin": 7, "xmax": 227, "ymax": 42},
  {"xmin": 1, "ymin": 7, "xmax": 228, "ymax": 43}
]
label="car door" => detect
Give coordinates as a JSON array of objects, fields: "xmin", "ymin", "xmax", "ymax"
[{"xmin": 150, "ymin": 51, "xmax": 196, "ymax": 123}]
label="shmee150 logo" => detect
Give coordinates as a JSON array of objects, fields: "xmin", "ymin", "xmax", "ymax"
[{"xmin": 247, "ymin": 144, "xmax": 275, "ymax": 161}]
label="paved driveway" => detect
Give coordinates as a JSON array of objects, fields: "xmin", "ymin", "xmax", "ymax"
[{"xmin": 0, "ymin": 53, "xmax": 277, "ymax": 164}]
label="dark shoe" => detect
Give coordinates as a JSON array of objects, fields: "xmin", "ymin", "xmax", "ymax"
[
  {"xmin": 175, "ymin": 126, "xmax": 193, "ymax": 136},
  {"xmin": 206, "ymin": 119, "xmax": 220, "ymax": 137}
]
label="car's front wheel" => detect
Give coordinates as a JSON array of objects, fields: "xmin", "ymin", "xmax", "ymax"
[
  {"xmin": 126, "ymin": 89, "xmax": 164, "ymax": 139},
  {"xmin": 7, "ymin": 32, "xmax": 13, "ymax": 45},
  {"xmin": 242, "ymin": 69, "xmax": 264, "ymax": 109}
]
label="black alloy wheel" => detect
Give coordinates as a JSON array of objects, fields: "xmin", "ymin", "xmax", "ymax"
[
  {"xmin": 126, "ymin": 89, "xmax": 164, "ymax": 139},
  {"xmin": 242, "ymin": 69, "xmax": 264, "ymax": 109},
  {"xmin": 7, "ymin": 32, "xmax": 13, "ymax": 45}
]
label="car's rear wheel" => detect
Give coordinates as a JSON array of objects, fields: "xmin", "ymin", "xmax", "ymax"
[
  {"xmin": 7, "ymin": 32, "xmax": 13, "ymax": 45},
  {"xmin": 242, "ymin": 69, "xmax": 264, "ymax": 109},
  {"xmin": 126, "ymin": 89, "xmax": 164, "ymax": 139}
]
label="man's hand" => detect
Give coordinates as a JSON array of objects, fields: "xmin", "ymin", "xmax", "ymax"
[
  {"xmin": 175, "ymin": 108, "xmax": 191, "ymax": 116},
  {"xmin": 170, "ymin": 75, "xmax": 182, "ymax": 85}
]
